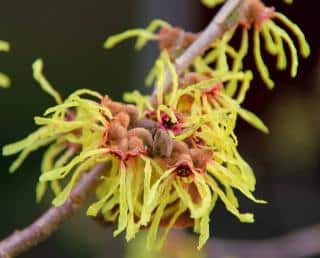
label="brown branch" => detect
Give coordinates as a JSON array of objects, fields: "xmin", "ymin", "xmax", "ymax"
[
  {"xmin": 206, "ymin": 224, "xmax": 320, "ymax": 258},
  {"xmin": 0, "ymin": 163, "xmax": 106, "ymax": 258},
  {"xmin": 151, "ymin": 0, "xmax": 243, "ymax": 106}
]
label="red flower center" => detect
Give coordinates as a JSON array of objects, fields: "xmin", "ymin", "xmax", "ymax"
[
  {"xmin": 162, "ymin": 115, "xmax": 175, "ymax": 129},
  {"xmin": 176, "ymin": 164, "xmax": 192, "ymax": 177}
]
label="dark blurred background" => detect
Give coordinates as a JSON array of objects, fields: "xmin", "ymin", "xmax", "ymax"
[{"xmin": 0, "ymin": 0, "xmax": 319, "ymax": 257}]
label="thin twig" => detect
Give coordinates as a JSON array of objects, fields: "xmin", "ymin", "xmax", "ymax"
[
  {"xmin": 206, "ymin": 224, "xmax": 320, "ymax": 258},
  {"xmin": 151, "ymin": 0, "xmax": 243, "ymax": 106},
  {"xmin": 0, "ymin": 163, "xmax": 106, "ymax": 258}
]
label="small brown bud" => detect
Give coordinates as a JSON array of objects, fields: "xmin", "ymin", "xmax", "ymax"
[
  {"xmin": 172, "ymin": 141, "xmax": 189, "ymax": 155},
  {"xmin": 165, "ymin": 141, "xmax": 190, "ymax": 166},
  {"xmin": 108, "ymin": 121, "xmax": 127, "ymax": 141},
  {"xmin": 190, "ymin": 148, "xmax": 213, "ymax": 171},
  {"xmin": 104, "ymin": 99, "xmax": 125, "ymax": 115},
  {"xmin": 152, "ymin": 128, "xmax": 173, "ymax": 157},
  {"xmin": 125, "ymin": 104, "xmax": 138, "ymax": 128},
  {"xmin": 117, "ymin": 138, "xmax": 129, "ymax": 153},
  {"xmin": 134, "ymin": 119, "xmax": 157, "ymax": 132},
  {"xmin": 128, "ymin": 128, "xmax": 153, "ymax": 149},
  {"xmin": 114, "ymin": 112, "xmax": 130, "ymax": 129},
  {"xmin": 128, "ymin": 136, "xmax": 144, "ymax": 151},
  {"xmin": 239, "ymin": 0, "xmax": 275, "ymax": 29}
]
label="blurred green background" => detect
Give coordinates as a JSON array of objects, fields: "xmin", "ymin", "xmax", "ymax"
[{"xmin": 0, "ymin": 0, "xmax": 319, "ymax": 257}]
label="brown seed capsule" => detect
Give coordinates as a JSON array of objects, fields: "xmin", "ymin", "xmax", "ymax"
[
  {"xmin": 152, "ymin": 128, "xmax": 173, "ymax": 158},
  {"xmin": 102, "ymin": 96, "xmax": 125, "ymax": 115},
  {"xmin": 125, "ymin": 104, "xmax": 138, "ymax": 128},
  {"xmin": 239, "ymin": 0, "xmax": 275, "ymax": 29},
  {"xmin": 128, "ymin": 136, "xmax": 144, "ymax": 151},
  {"xmin": 166, "ymin": 141, "xmax": 191, "ymax": 167},
  {"xmin": 135, "ymin": 119, "xmax": 157, "ymax": 132},
  {"xmin": 172, "ymin": 141, "xmax": 189, "ymax": 155},
  {"xmin": 128, "ymin": 128, "xmax": 153, "ymax": 149},
  {"xmin": 190, "ymin": 148, "xmax": 213, "ymax": 171},
  {"xmin": 117, "ymin": 138, "xmax": 129, "ymax": 153},
  {"xmin": 114, "ymin": 112, "xmax": 130, "ymax": 129},
  {"xmin": 108, "ymin": 121, "xmax": 128, "ymax": 141}
]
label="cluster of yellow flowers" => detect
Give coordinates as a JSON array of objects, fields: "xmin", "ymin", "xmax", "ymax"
[
  {"xmin": 106, "ymin": 0, "xmax": 309, "ymax": 90},
  {"xmin": 2, "ymin": 0, "xmax": 310, "ymax": 251}
]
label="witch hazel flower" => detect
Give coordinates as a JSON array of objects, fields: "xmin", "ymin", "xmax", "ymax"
[
  {"xmin": 2, "ymin": 0, "xmax": 311, "ymax": 254},
  {"xmin": 105, "ymin": 0, "xmax": 310, "ymax": 94},
  {"xmin": 2, "ymin": 56, "xmax": 265, "ymax": 250},
  {"xmin": 200, "ymin": 0, "xmax": 310, "ymax": 93},
  {"xmin": 123, "ymin": 73, "xmax": 266, "ymax": 250}
]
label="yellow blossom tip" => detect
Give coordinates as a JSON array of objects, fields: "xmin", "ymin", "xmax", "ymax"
[
  {"xmin": 104, "ymin": 29, "xmax": 156, "ymax": 49},
  {"xmin": 274, "ymin": 12, "xmax": 310, "ymax": 58},
  {"xmin": 283, "ymin": 0, "xmax": 293, "ymax": 4},
  {"xmin": 0, "ymin": 40, "xmax": 10, "ymax": 52},
  {"xmin": 0, "ymin": 40, "xmax": 11, "ymax": 88},
  {"xmin": 135, "ymin": 19, "xmax": 169, "ymax": 50},
  {"xmin": 253, "ymin": 29, "xmax": 275, "ymax": 89},
  {"xmin": 32, "ymin": 58, "xmax": 63, "ymax": 104},
  {"xmin": 238, "ymin": 108, "xmax": 269, "ymax": 134},
  {"xmin": 201, "ymin": 0, "xmax": 225, "ymax": 8},
  {"xmin": 0, "ymin": 73, "xmax": 11, "ymax": 88}
]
